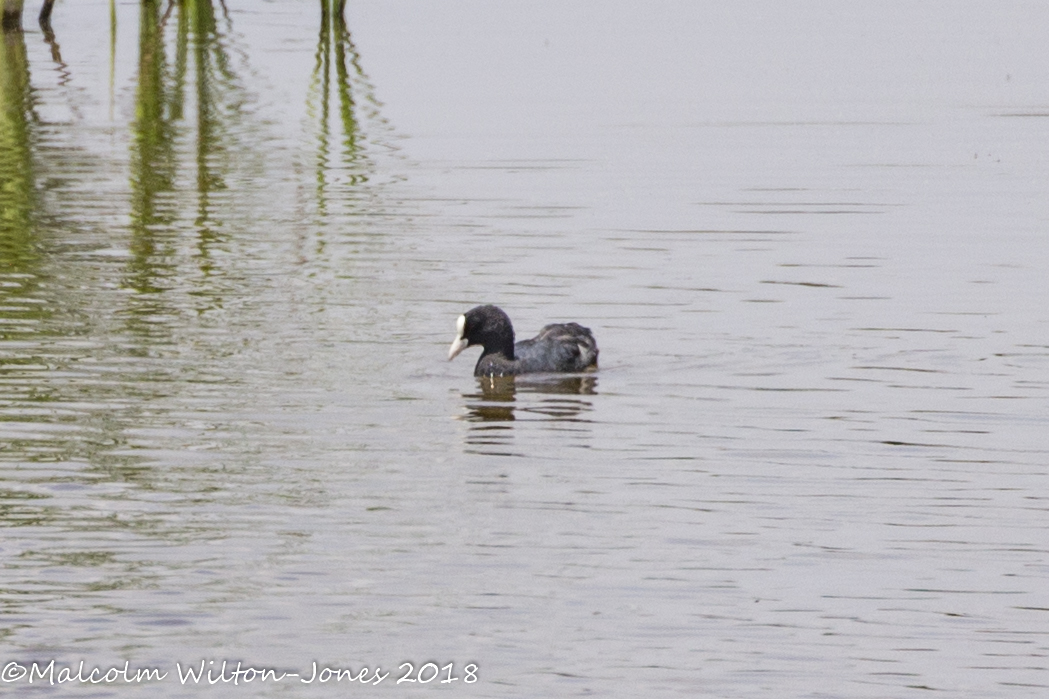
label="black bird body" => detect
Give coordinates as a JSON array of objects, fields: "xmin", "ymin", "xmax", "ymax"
[{"xmin": 448, "ymin": 305, "xmax": 599, "ymax": 377}]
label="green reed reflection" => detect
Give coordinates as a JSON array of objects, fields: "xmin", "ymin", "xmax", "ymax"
[
  {"xmin": 0, "ymin": 0, "xmax": 408, "ymax": 649},
  {"xmin": 127, "ymin": 0, "xmax": 178, "ymax": 295},
  {"xmin": 126, "ymin": 0, "xmax": 255, "ymax": 299},
  {"xmin": 188, "ymin": 0, "xmax": 246, "ymax": 265},
  {"xmin": 310, "ymin": 0, "xmax": 387, "ymax": 215},
  {"xmin": 0, "ymin": 26, "xmax": 35, "ymax": 270},
  {"xmin": 2, "ymin": 1, "xmax": 266, "ymax": 535},
  {"xmin": 1, "ymin": 2, "xmax": 392, "ymax": 468}
]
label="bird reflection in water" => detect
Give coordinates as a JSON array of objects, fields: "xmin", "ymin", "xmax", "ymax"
[
  {"xmin": 460, "ymin": 375, "xmax": 597, "ymax": 453},
  {"xmin": 463, "ymin": 374, "xmax": 598, "ymax": 421}
]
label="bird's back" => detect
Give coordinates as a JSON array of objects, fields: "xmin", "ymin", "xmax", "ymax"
[{"xmin": 514, "ymin": 322, "xmax": 598, "ymax": 373}]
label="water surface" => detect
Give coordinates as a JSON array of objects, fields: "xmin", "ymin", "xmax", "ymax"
[{"xmin": 1, "ymin": 1, "xmax": 1048, "ymax": 696}]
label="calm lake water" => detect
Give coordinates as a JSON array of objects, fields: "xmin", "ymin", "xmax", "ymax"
[{"xmin": 2, "ymin": 1, "xmax": 1048, "ymax": 696}]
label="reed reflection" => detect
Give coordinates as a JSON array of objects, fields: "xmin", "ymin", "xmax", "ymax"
[
  {"xmin": 0, "ymin": 23, "xmax": 45, "ymax": 450},
  {"xmin": 1, "ymin": 10, "xmax": 147, "ymax": 600},
  {"xmin": 126, "ymin": 0, "xmax": 257, "ymax": 305},
  {"xmin": 186, "ymin": 0, "xmax": 250, "ymax": 273},
  {"xmin": 308, "ymin": 0, "xmax": 389, "ymax": 217},
  {"xmin": 126, "ymin": 0, "xmax": 178, "ymax": 295},
  {"xmin": 0, "ymin": 25, "xmax": 35, "ymax": 271},
  {"xmin": 1, "ymin": 0, "xmax": 397, "ymax": 636}
]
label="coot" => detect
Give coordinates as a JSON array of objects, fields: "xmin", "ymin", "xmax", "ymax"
[{"xmin": 448, "ymin": 305, "xmax": 599, "ymax": 377}]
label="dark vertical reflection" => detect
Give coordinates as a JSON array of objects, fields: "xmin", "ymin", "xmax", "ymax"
[
  {"xmin": 38, "ymin": 0, "xmax": 56, "ymax": 30},
  {"xmin": 39, "ymin": 1, "xmax": 65, "ymax": 71},
  {"xmin": 1, "ymin": 2, "xmax": 23, "ymax": 32}
]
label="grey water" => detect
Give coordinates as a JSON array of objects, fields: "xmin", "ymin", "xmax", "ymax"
[{"xmin": 1, "ymin": 1, "xmax": 1048, "ymax": 696}]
